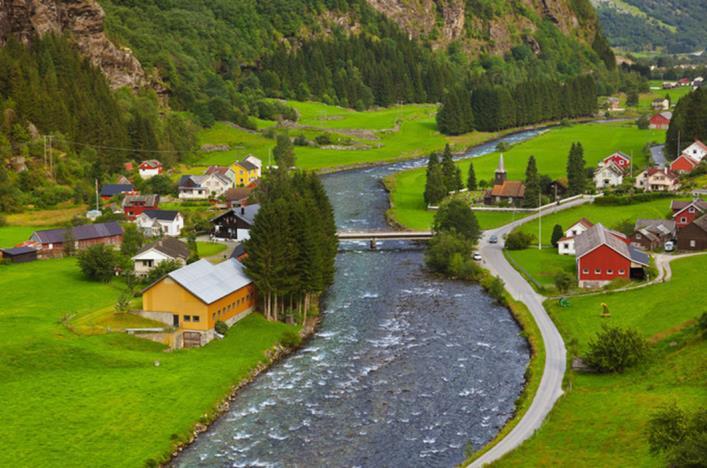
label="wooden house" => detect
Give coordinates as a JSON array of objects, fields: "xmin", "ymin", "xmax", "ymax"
[
  {"xmin": 631, "ymin": 219, "xmax": 676, "ymax": 251},
  {"xmin": 122, "ymin": 194, "xmax": 159, "ymax": 220},
  {"xmin": 672, "ymin": 200, "xmax": 707, "ymax": 230},
  {"xmin": 677, "ymin": 214, "xmax": 707, "ymax": 251},
  {"xmin": 0, "ymin": 246, "xmax": 38, "ymax": 263},
  {"xmin": 138, "ymin": 160, "xmax": 163, "ymax": 179},
  {"xmin": 29, "ymin": 222, "xmax": 123, "ymax": 258},
  {"xmin": 136, "ymin": 210, "xmax": 184, "ymax": 237},
  {"xmin": 210, "ymin": 204, "xmax": 260, "ymax": 241},
  {"xmin": 634, "ymin": 167, "xmax": 680, "ymax": 192},
  {"xmin": 132, "ymin": 237, "xmax": 189, "ymax": 276},
  {"xmin": 557, "ymin": 218, "xmax": 594, "ymax": 255}
]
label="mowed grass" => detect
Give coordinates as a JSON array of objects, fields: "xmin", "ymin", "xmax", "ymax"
[
  {"xmin": 0, "ymin": 226, "xmax": 37, "ymax": 247},
  {"xmin": 0, "ymin": 258, "xmax": 296, "ymax": 466},
  {"xmin": 388, "ymin": 121, "xmax": 664, "ymax": 230},
  {"xmin": 5, "ymin": 204, "xmax": 87, "ymax": 227},
  {"xmin": 496, "ymin": 255, "xmax": 707, "ymax": 466},
  {"xmin": 196, "ymin": 241, "xmax": 227, "ymax": 257},
  {"xmin": 505, "ymin": 247, "xmax": 576, "ymax": 291}
]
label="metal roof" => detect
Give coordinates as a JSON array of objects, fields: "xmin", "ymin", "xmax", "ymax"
[
  {"xmin": 32, "ymin": 222, "xmax": 123, "ymax": 244},
  {"xmin": 134, "ymin": 237, "xmax": 189, "ymax": 260},
  {"xmin": 575, "ymin": 223, "xmax": 648, "ymax": 265},
  {"xmin": 1, "ymin": 246, "xmax": 37, "ymax": 256},
  {"xmin": 166, "ymin": 259, "xmax": 252, "ymax": 304},
  {"xmin": 100, "ymin": 184, "xmax": 134, "ymax": 196},
  {"xmin": 141, "ymin": 210, "xmax": 180, "ymax": 221}
]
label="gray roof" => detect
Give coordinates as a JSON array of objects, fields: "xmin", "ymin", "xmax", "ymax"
[
  {"xmin": 693, "ymin": 214, "xmax": 707, "ymax": 233},
  {"xmin": 135, "ymin": 237, "xmax": 189, "ymax": 260},
  {"xmin": 671, "ymin": 200, "xmax": 707, "ymax": 214},
  {"xmin": 635, "ymin": 219, "xmax": 676, "ymax": 238},
  {"xmin": 122, "ymin": 194, "xmax": 159, "ymax": 207},
  {"xmin": 32, "ymin": 222, "xmax": 123, "ymax": 244},
  {"xmin": 629, "ymin": 245, "xmax": 651, "ymax": 265},
  {"xmin": 165, "ymin": 259, "xmax": 251, "ymax": 304},
  {"xmin": 1, "ymin": 246, "xmax": 37, "ymax": 256},
  {"xmin": 142, "ymin": 210, "xmax": 180, "ymax": 221},
  {"xmin": 230, "ymin": 243, "xmax": 246, "ymax": 259},
  {"xmin": 238, "ymin": 160, "xmax": 259, "ymax": 171},
  {"xmin": 211, "ymin": 204, "xmax": 260, "ymax": 226},
  {"xmin": 100, "ymin": 184, "xmax": 134, "ymax": 197},
  {"xmin": 575, "ymin": 223, "xmax": 649, "ymax": 265}
]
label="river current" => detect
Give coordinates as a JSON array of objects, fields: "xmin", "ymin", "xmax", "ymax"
[{"xmin": 175, "ymin": 130, "xmax": 541, "ymax": 467}]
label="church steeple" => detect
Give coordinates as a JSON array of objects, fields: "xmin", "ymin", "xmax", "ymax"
[{"xmin": 494, "ymin": 154, "xmax": 507, "ymax": 185}]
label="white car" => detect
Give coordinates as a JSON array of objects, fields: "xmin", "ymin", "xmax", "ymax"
[{"xmin": 472, "ymin": 253, "xmax": 482, "ymax": 261}]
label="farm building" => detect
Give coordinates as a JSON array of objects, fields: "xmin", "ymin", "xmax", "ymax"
[
  {"xmin": 631, "ymin": 219, "xmax": 676, "ymax": 251},
  {"xmin": 122, "ymin": 194, "xmax": 159, "ymax": 220},
  {"xmin": 132, "ymin": 237, "xmax": 189, "ymax": 276},
  {"xmin": 672, "ymin": 200, "xmax": 707, "ymax": 230},
  {"xmin": 0, "ymin": 246, "xmax": 38, "ymax": 263},
  {"xmin": 140, "ymin": 259, "xmax": 256, "ymax": 348},
  {"xmin": 601, "ymin": 152, "xmax": 631, "ymax": 172},
  {"xmin": 138, "ymin": 160, "xmax": 163, "ymax": 179},
  {"xmin": 677, "ymin": 214, "xmax": 707, "ymax": 251},
  {"xmin": 648, "ymin": 112, "xmax": 672, "ymax": 130},
  {"xmin": 29, "ymin": 222, "xmax": 123, "ymax": 258},
  {"xmin": 100, "ymin": 184, "xmax": 135, "ymax": 200}
]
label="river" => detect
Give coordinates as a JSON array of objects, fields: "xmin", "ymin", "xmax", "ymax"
[{"xmin": 175, "ymin": 129, "xmax": 542, "ymax": 467}]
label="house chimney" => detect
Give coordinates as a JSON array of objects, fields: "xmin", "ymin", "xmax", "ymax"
[{"xmin": 241, "ymin": 206, "xmax": 245, "ymax": 215}]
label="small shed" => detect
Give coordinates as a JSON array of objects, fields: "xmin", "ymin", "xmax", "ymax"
[{"xmin": 0, "ymin": 246, "xmax": 38, "ymax": 263}]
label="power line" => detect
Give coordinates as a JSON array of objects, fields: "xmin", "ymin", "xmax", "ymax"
[{"xmin": 49, "ymin": 135, "xmax": 190, "ymax": 154}]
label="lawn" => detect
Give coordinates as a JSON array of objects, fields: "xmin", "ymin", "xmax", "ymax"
[
  {"xmin": 0, "ymin": 258, "xmax": 297, "ymax": 467},
  {"xmin": 196, "ymin": 241, "xmax": 227, "ymax": 257},
  {"xmin": 0, "ymin": 226, "xmax": 37, "ymax": 247},
  {"xmin": 5, "ymin": 204, "xmax": 87, "ymax": 227},
  {"xmin": 505, "ymin": 248, "xmax": 576, "ymax": 292},
  {"xmin": 496, "ymin": 254, "xmax": 707, "ymax": 466},
  {"xmin": 387, "ymin": 121, "xmax": 665, "ymax": 230}
]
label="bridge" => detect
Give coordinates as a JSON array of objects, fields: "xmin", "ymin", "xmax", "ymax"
[{"xmin": 337, "ymin": 231, "xmax": 433, "ymax": 248}]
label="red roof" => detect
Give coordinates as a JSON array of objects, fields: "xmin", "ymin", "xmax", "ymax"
[
  {"xmin": 139, "ymin": 160, "xmax": 162, "ymax": 170},
  {"xmin": 490, "ymin": 180, "xmax": 525, "ymax": 198}
]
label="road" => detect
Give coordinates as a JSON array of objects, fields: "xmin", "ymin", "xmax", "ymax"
[
  {"xmin": 469, "ymin": 197, "xmax": 592, "ymax": 467},
  {"xmin": 650, "ymin": 144, "xmax": 667, "ymax": 168}
]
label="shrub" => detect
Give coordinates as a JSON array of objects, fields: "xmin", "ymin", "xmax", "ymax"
[
  {"xmin": 433, "ymin": 198, "xmax": 480, "ymax": 242},
  {"xmin": 551, "ymin": 224, "xmax": 564, "ymax": 247},
  {"xmin": 554, "ymin": 271, "xmax": 573, "ymax": 293},
  {"xmin": 315, "ymin": 133, "xmax": 333, "ymax": 145},
  {"xmin": 293, "ymin": 134, "xmax": 309, "ymax": 146},
  {"xmin": 505, "ymin": 231, "xmax": 535, "ymax": 250},
  {"xmin": 482, "ymin": 275, "xmax": 507, "ymax": 305},
  {"xmin": 646, "ymin": 404, "xmax": 707, "ymax": 467},
  {"xmin": 0, "ymin": 214, "xmax": 6, "ymax": 227},
  {"xmin": 280, "ymin": 329, "xmax": 302, "ymax": 348},
  {"xmin": 699, "ymin": 312, "xmax": 707, "ymax": 338},
  {"xmin": 425, "ymin": 231, "xmax": 473, "ymax": 274},
  {"xmin": 77, "ymin": 244, "xmax": 119, "ymax": 282},
  {"xmin": 636, "ymin": 114, "xmax": 650, "ymax": 129},
  {"xmin": 214, "ymin": 320, "xmax": 228, "ymax": 336},
  {"xmin": 583, "ymin": 324, "xmax": 647, "ymax": 373},
  {"xmin": 144, "ymin": 259, "xmax": 183, "ymax": 285}
]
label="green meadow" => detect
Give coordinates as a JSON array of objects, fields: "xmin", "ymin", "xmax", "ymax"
[
  {"xmin": 388, "ymin": 121, "xmax": 665, "ymax": 231},
  {"xmin": 497, "ymin": 255, "xmax": 707, "ymax": 466},
  {"xmin": 505, "ymin": 247, "xmax": 576, "ymax": 291},
  {"xmin": 0, "ymin": 258, "xmax": 297, "ymax": 466},
  {"xmin": 0, "ymin": 226, "xmax": 37, "ymax": 248}
]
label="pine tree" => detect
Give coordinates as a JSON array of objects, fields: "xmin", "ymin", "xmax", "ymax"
[
  {"xmin": 467, "ymin": 159, "xmax": 477, "ymax": 191},
  {"xmin": 273, "ymin": 132, "xmax": 295, "ymax": 170},
  {"xmin": 424, "ymin": 152, "xmax": 447, "ymax": 206},
  {"xmin": 567, "ymin": 142, "xmax": 587, "ymax": 195},
  {"xmin": 551, "ymin": 224, "xmax": 564, "ymax": 247},
  {"xmin": 523, "ymin": 155, "xmax": 540, "ymax": 207},
  {"xmin": 441, "ymin": 144, "xmax": 462, "ymax": 192}
]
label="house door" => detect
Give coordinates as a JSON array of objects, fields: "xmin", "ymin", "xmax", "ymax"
[{"xmin": 172, "ymin": 314, "xmax": 179, "ymax": 327}]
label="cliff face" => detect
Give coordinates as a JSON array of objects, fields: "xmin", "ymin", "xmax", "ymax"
[
  {"xmin": 0, "ymin": 0, "xmax": 145, "ymax": 90},
  {"xmin": 366, "ymin": 0, "xmax": 595, "ymax": 58}
]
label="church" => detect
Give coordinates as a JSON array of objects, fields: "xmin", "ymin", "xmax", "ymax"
[{"xmin": 483, "ymin": 155, "xmax": 526, "ymax": 206}]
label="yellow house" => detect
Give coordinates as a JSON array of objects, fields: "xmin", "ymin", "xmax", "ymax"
[
  {"xmin": 231, "ymin": 159, "xmax": 260, "ymax": 187},
  {"xmin": 141, "ymin": 258, "xmax": 256, "ymax": 347}
]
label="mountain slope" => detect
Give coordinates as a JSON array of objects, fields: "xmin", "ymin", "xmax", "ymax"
[{"xmin": 592, "ymin": 0, "xmax": 707, "ymax": 52}]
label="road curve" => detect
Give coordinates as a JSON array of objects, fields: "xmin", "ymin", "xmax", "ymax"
[{"xmin": 469, "ymin": 197, "xmax": 592, "ymax": 467}]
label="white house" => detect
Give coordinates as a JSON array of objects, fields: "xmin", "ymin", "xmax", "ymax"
[
  {"xmin": 132, "ymin": 237, "xmax": 189, "ymax": 276},
  {"xmin": 594, "ymin": 161, "xmax": 624, "ymax": 190},
  {"xmin": 682, "ymin": 140, "xmax": 707, "ymax": 163},
  {"xmin": 136, "ymin": 210, "xmax": 184, "ymax": 237},
  {"xmin": 204, "ymin": 166, "xmax": 236, "ymax": 186},
  {"xmin": 178, "ymin": 174, "xmax": 231, "ymax": 200},
  {"xmin": 244, "ymin": 155, "xmax": 263, "ymax": 175},
  {"xmin": 651, "ymin": 98, "xmax": 669, "ymax": 111},
  {"xmin": 557, "ymin": 218, "xmax": 594, "ymax": 255},
  {"xmin": 634, "ymin": 167, "xmax": 681, "ymax": 192},
  {"xmin": 138, "ymin": 160, "xmax": 163, "ymax": 180}
]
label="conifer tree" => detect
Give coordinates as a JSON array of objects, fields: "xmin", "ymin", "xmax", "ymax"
[
  {"xmin": 567, "ymin": 142, "xmax": 587, "ymax": 195},
  {"xmin": 523, "ymin": 155, "xmax": 540, "ymax": 207},
  {"xmin": 424, "ymin": 152, "xmax": 447, "ymax": 206},
  {"xmin": 551, "ymin": 224, "xmax": 564, "ymax": 247},
  {"xmin": 273, "ymin": 132, "xmax": 295, "ymax": 170},
  {"xmin": 441, "ymin": 144, "xmax": 462, "ymax": 192},
  {"xmin": 467, "ymin": 159, "xmax": 477, "ymax": 191}
]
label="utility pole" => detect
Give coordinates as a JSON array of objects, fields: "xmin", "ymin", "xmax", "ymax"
[
  {"xmin": 95, "ymin": 179, "xmax": 100, "ymax": 212},
  {"xmin": 48, "ymin": 135, "xmax": 54, "ymax": 178},
  {"xmin": 538, "ymin": 193, "xmax": 542, "ymax": 250},
  {"xmin": 43, "ymin": 135, "xmax": 47, "ymax": 169}
]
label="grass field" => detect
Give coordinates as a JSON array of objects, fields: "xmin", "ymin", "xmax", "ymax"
[
  {"xmin": 5, "ymin": 205, "xmax": 87, "ymax": 227},
  {"xmin": 0, "ymin": 258, "xmax": 297, "ymax": 466},
  {"xmin": 196, "ymin": 241, "xmax": 227, "ymax": 258},
  {"xmin": 0, "ymin": 226, "xmax": 37, "ymax": 247},
  {"xmin": 505, "ymin": 248, "xmax": 576, "ymax": 291},
  {"xmin": 497, "ymin": 255, "xmax": 707, "ymax": 466},
  {"xmin": 387, "ymin": 121, "xmax": 665, "ymax": 230}
]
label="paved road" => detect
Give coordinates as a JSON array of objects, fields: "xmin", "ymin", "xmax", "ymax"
[
  {"xmin": 650, "ymin": 144, "xmax": 667, "ymax": 168},
  {"xmin": 469, "ymin": 197, "xmax": 592, "ymax": 467}
]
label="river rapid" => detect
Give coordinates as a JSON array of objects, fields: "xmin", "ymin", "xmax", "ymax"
[{"xmin": 175, "ymin": 130, "xmax": 542, "ymax": 467}]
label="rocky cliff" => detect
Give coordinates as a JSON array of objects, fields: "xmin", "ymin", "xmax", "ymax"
[{"xmin": 0, "ymin": 0, "xmax": 145, "ymax": 90}]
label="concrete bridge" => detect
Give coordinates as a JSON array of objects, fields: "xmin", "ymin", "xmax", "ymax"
[{"xmin": 337, "ymin": 231, "xmax": 433, "ymax": 248}]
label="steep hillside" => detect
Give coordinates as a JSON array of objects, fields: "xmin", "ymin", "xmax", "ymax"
[{"xmin": 592, "ymin": 0, "xmax": 707, "ymax": 52}]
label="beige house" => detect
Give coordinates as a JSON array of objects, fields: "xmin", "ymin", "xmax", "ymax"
[{"xmin": 634, "ymin": 167, "xmax": 681, "ymax": 192}]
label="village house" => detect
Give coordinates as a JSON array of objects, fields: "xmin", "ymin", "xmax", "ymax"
[
  {"xmin": 29, "ymin": 222, "xmax": 123, "ymax": 258},
  {"xmin": 140, "ymin": 259, "xmax": 256, "ymax": 348},
  {"xmin": 677, "ymin": 77, "xmax": 691, "ymax": 87},
  {"xmin": 649, "ymin": 111, "xmax": 672, "ymax": 130},
  {"xmin": 231, "ymin": 159, "xmax": 260, "ymax": 187},
  {"xmin": 677, "ymin": 214, "xmax": 707, "ymax": 251},
  {"xmin": 100, "ymin": 183, "xmax": 135, "ymax": 201},
  {"xmin": 602, "ymin": 152, "xmax": 631, "ymax": 173},
  {"xmin": 0, "ymin": 246, "xmax": 38, "ymax": 264},
  {"xmin": 631, "ymin": 219, "xmax": 676, "ymax": 251},
  {"xmin": 634, "ymin": 167, "xmax": 680, "ymax": 192},
  {"xmin": 138, "ymin": 160, "xmax": 163, "ymax": 179},
  {"xmin": 693, "ymin": 77, "xmax": 704, "ymax": 88},
  {"xmin": 131, "ymin": 237, "xmax": 189, "ymax": 276},
  {"xmin": 575, "ymin": 223, "xmax": 649, "ymax": 288},
  {"xmin": 662, "ymin": 81, "xmax": 678, "ymax": 89},
  {"xmin": 211, "ymin": 204, "xmax": 260, "ymax": 241},
  {"xmin": 205, "ymin": 165, "xmax": 236, "ymax": 186},
  {"xmin": 607, "ymin": 97, "xmax": 620, "ymax": 111},
  {"xmin": 670, "ymin": 140, "xmax": 707, "ymax": 174},
  {"xmin": 224, "ymin": 186, "xmax": 254, "ymax": 208},
  {"xmin": 557, "ymin": 218, "xmax": 594, "ymax": 255},
  {"xmin": 484, "ymin": 155, "xmax": 525, "ymax": 206},
  {"xmin": 672, "ymin": 199, "xmax": 707, "ymax": 229},
  {"xmin": 229, "ymin": 243, "xmax": 247, "ymax": 262},
  {"xmin": 178, "ymin": 174, "xmax": 231, "ymax": 200},
  {"xmin": 136, "ymin": 210, "xmax": 184, "ymax": 237},
  {"xmin": 122, "ymin": 194, "xmax": 159, "ymax": 220},
  {"xmin": 594, "ymin": 161, "xmax": 624, "ymax": 190},
  {"xmin": 651, "ymin": 98, "xmax": 670, "ymax": 111}
]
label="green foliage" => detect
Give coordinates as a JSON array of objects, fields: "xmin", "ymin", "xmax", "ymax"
[
  {"xmin": 636, "ymin": 114, "xmax": 650, "ymax": 130},
  {"xmin": 280, "ymin": 329, "xmax": 302, "ymax": 348},
  {"xmin": 77, "ymin": 244, "xmax": 119, "ymax": 282},
  {"xmin": 482, "ymin": 275, "xmax": 507, "ymax": 305},
  {"xmin": 433, "ymin": 198, "xmax": 480, "ymax": 243},
  {"xmin": 214, "ymin": 320, "xmax": 228, "ymax": 336},
  {"xmin": 273, "ymin": 132, "xmax": 295, "ymax": 169},
  {"xmin": 566, "ymin": 142, "xmax": 587, "ymax": 195},
  {"xmin": 114, "ymin": 293, "xmax": 131, "ymax": 314},
  {"xmin": 505, "ymin": 231, "xmax": 535, "ymax": 250},
  {"xmin": 666, "ymin": 88, "xmax": 707, "ymax": 161},
  {"xmin": 441, "ymin": 145, "xmax": 463, "ymax": 192},
  {"xmin": 523, "ymin": 155, "xmax": 540, "ymax": 208},
  {"xmin": 62, "ymin": 228, "xmax": 76, "ymax": 257},
  {"xmin": 611, "ymin": 218, "xmax": 635, "ymax": 237},
  {"xmin": 554, "ymin": 270, "xmax": 573, "ymax": 293},
  {"xmin": 144, "ymin": 259, "xmax": 182, "ymax": 285},
  {"xmin": 551, "ymin": 224, "xmax": 564, "ymax": 247},
  {"xmin": 466, "ymin": 159, "xmax": 477, "ymax": 191},
  {"xmin": 626, "ymin": 90, "xmax": 639, "ymax": 107},
  {"xmin": 425, "ymin": 231, "xmax": 474, "ymax": 275},
  {"xmin": 424, "ymin": 152, "xmax": 447, "ymax": 206},
  {"xmin": 583, "ymin": 324, "xmax": 648, "ymax": 373},
  {"xmin": 646, "ymin": 404, "xmax": 707, "ymax": 467},
  {"xmin": 120, "ymin": 223, "xmax": 144, "ymax": 257}
]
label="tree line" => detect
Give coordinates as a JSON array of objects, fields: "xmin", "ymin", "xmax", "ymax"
[
  {"xmin": 244, "ymin": 170, "xmax": 337, "ymax": 324},
  {"xmin": 437, "ymin": 75, "xmax": 598, "ymax": 135},
  {"xmin": 666, "ymin": 88, "xmax": 706, "ymax": 160}
]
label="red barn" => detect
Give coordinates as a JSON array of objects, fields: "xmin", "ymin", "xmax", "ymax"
[
  {"xmin": 122, "ymin": 194, "xmax": 160, "ymax": 220},
  {"xmin": 672, "ymin": 200, "xmax": 707, "ymax": 229},
  {"xmin": 649, "ymin": 112, "xmax": 672, "ymax": 130},
  {"xmin": 670, "ymin": 153, "xmax": 700, "ymax": 174},
  {"xmin": 602, "ymin": 152, "xmax": 631, "ymax": 172},
  {"xmin": 575, "ymin": 223, "xmax": 649, "ymax": 288}
]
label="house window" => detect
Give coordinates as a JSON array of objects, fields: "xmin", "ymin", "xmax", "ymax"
[
  {"xmin": 607, "ymin": 269, "xmax": 613, "ymax": 274},
  {"xmin": 690, "ymin": 240, "xmax": 696, "ymax": 247},
  {"xmin": 192, "ymin": 316, "xmax": 200, "ymax": 322},
  {"xmin": 595, "ymin": 268, "xmax": 601, "ymax": 274},
  {"xmin": 619, "ymin": 269, "xmax": 625, "ymax": 275},
  {"xmin": 688, "ymin": 207, "xmax": 695, "ymax": 213},
  {"xmin": 582, "ymin": 268, "xmax": 589, "ymax": 274},
  {"xmin": 681, "ymin": 217, "xmax": 687, "ymax": 223},
  {"xmin": 184, "ymin": 315, "xmax": 191, "ymax": 322},
  {"xmin": 563, "ymin": 243, "xmax": 569, "ymax": 249},
  {"xmin": 636, "ymin": 234, "xmax": 641, "ymax": 239}
]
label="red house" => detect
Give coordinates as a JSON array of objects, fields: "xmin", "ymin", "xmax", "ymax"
[
  {"xmin": 670, "ymin": 153, "xmax": 700, "ymax": 174},
  {"xmin": 672, "ymin": 200, "xmax": 707, "ymax": 229},
  {"xmin": 575, "ymin": 223, "xmax": 649, "ymax": 288},
  {"xmin": 138, "ymin": 160, "xmax": 164, "ymax": 179},
  {"xmin": 649, "ymin": 112, "xmax": 672, "ymax": 130},
  {"xmin": 122, "ymin": 194, "xmax": 160, "ymax": 220},
  {"xmin": 602, "ymin": 152, "xmax": 631, "ymax": 172}
]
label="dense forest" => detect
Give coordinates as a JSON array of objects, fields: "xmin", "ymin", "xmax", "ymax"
[
  {"xmin": 101, "ymin": 0, "xmax": 617, "ymax": 124},
  {"xmin": 665, "ymin": 88, "xmax": 707, "ymax": 160},
  {"xmin": 436, "ymin": 75, "xmax": 597, "ymax": 134},
  {"xmin": 0, "ymin": 35, "xmax": 197, "ymax": 212}
]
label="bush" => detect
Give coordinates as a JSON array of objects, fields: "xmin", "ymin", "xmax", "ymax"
[
  {"xmin": 280, "ymin": 329, "xmax": 302, "ymax": 348},
  {"xmin": 0, "ymin": 214, "xmax": 6, "ymax": 227},
  {"xmin": 433, "ymin": 198, "xmax": 481, "ymax": 242},
  {"xmin": 144, "ymin": 259, "xmax": 183, "ymax": 285},
  {"xmin": 214, "ymin": 320, "xmax": 228, "ymax": 336},
  {"xmin": 583, "ymin": 324, "xmax": 647, "ymax": 373},
  {"xmin": 595, "ymin": 192, "xmax": 673, "ymax": 206},
  {"xmin": 554, "ymin": 271, "xmax": 573, "ymax": 293},
  {"xmin": 315, "ymin": 133, "xmax": 333, "ymax": 145},
  {"xmin": 636, "ymin": 114, "xmax": 650, "ymax": 130},
  {"xmin": 505, "ymin": 231, "xmax": 535, "ymax": 250},
  {"xmin": 293, "ymin": 134, "xmax": 309, "ymax": 146},
  {"xmin": 481, "ymin": 275, "xmax": 507, "ymax": 305},
  {"xmin": 699, "ymin": 312, "xmax": 707, "ymax": 338},
  {"xmin": 551, "ymin": 224, "xmax": 564, "ymax": 247},
  {"xmin": 647, "ymin": 404, "xmax": 707, "ymax": 467},
  {"xmin": 77, "ymin": 244, "xmax": 119, "ymax": 282},
  {"xmin": 425, "ymin": 231, "xmax": 474, "ymax": 274}
]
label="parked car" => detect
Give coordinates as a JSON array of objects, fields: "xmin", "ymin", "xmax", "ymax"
[
  {"xmin": 472, "ymin": 253, "xmax": 482, "ymax": 261},
  {"xmin": 489, "ymin": 235, "xmax": 498, "ymax": 244},
  {"xmin": 664, "ymin": 241, "xmax": 675, "ymax": 252}
]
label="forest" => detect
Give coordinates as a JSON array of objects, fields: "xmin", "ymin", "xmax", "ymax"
[{"xmin": 665, "ymin": 88, "xmax": 707, "ymax": 159}]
